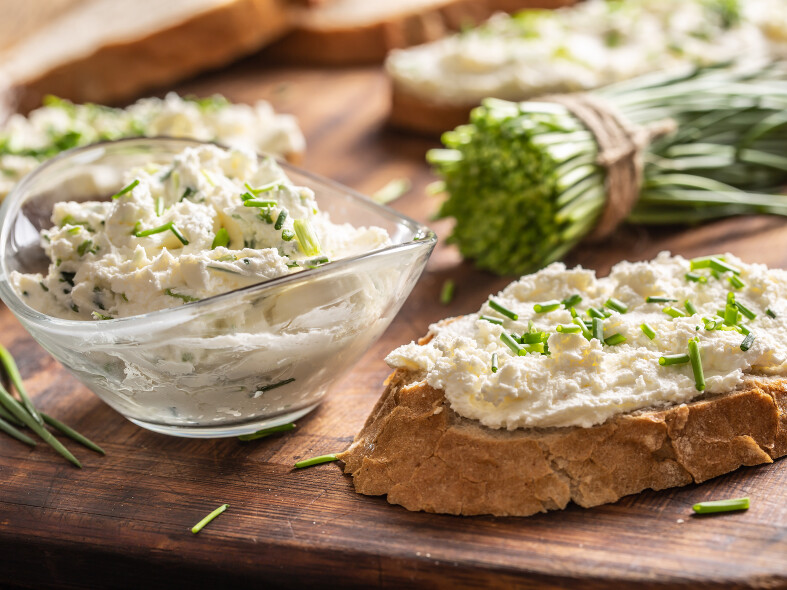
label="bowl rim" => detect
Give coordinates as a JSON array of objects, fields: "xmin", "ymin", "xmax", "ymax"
[{"xmin": 0, "ymin": 137, "xmax": 437, "ymax": 332}]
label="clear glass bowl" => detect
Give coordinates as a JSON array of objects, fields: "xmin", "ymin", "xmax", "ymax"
[{"xmin": 0, "ymin": 138, "xmax": 436, "ymax": 437}]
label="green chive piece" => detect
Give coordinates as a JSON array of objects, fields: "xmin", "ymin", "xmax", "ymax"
[
  {"xmin": 605, "ymin": 298, "xmax": 628, "ymax": 314},
  {"xmin": 491, "ymin": 353, "xmax": 498, "ymax": 373},
  {"xmin": 134, "ymin": 221, "xmax": 189, "ymax": 246},
  {"xmin": 237, "ymin": 422, "xmax": 296, "ymax": 442},
  {"xmin": 556, "ymin": 324, "xmax": 581, "ymax": 334},
  {"xmin": 685, "ymin": 300, "xmax": 698, "ymax": 316},
  {"xmin": 724, "ymin": 303, "xmax": 740, "ymax": 326},
  {"xmin": 294, "ymin": 454, "xmax": 339, "ymax": 469},
  {"xmin": 489, "ymin": 299, "xmax": 518, "ymax": 320},
  {"xmin": 692, "ymin": 497, "xmax": 749, "ymax": 514},
  {"xmin": 640, "ymin": 323, "xmax": 656, "ymax": 340},
  {"xmin": 688, "ymin": 338, "xmax": 705, "ymax": 391},
  {"xmin": 293, "ymin": 219, "xmax": 321, "ymax": 257},
  {"xmin": 41, "ymin": 412, "xmax": 105, "ymax": 454},
  {"xmin": 371, "ymin": 178, "xmax": 411, "ymax": 205},
  {"xmin": 0, "ymin": 344, "xmax": 43, "ymax": 424},
  {"xmin": 740, "ymin": 333, "xmax": 755, "ymax": 352},
  {"xmin": 710, "ymin": 257, "xmax": 741, "ymax": 275},
  {"xmin": 440, "ymin": 280, "xmax": 456, "ymax": 305},
  {"xmin": 155, "ymin": 196, "xmax": 164, "ymax": 217},
  {"xmin": 0, "ymin": 416, "xmax": 36, "ymax": 446},
  {"xmin": 274, "ymin": 210, "xmax": 288, "ymax": 230},
  {"xmin": 592, "ymin": 317, "xmax": 604, "ymax": 342},
  {"xmin": 91, "ymin": 312, "xmax": 113, "ymax": 320},
  {"xmin": 211, "ymin": 228, "xmax": 230, "ymax": 249},
  {"xmin": 501, "ymin": 332, "xmax": 525, "ymax": 356},
  {"xmin": 685, "ymin": 272, "xmax": 707, "ymax": 283},
  {"xmin": 569, "ymin": 307, "xmax": 578, "ymax": 318},
  {"xmin": 663, "ymin": 306, "xmax": 687, "ymax": 318},
  {"xmin": 245, "ymin": 181, "xmax": 282, "ymax": 195},
  {"xmin": 647, "ymin": 296, "xmax": 678, "ymax": 303},
  {"xmin": 191, "ymin": 504, "xmax": 229, "ymax": 533},
  {"xmin": 573, "ymin": 317, "xmax": 592, "ymax": 339},
  {"xmin": 0, "ymin": 403, "xmax": 23, "ymax": 426},
  {"xmin": 659, "ymin": 354, "xmax": 690, "ymax": 366},
  {"xmin": 480, "ymin": 315, "xmax": 504, "ymax": 325},
  {"xmin": 243, "ymin": 200, "xmax": 278, "ymax": 208},
  {"xmin": 0, "ymin": 383, "xmax": 80, "ymax": 467},
  {"xmin": 729, "ymin": 275, "xmax": 745, "ymax": 290},
  {"xmin": 703, "ymin": 318, "xmax": 719, "ymax": 330},
  {"xmin": 77, "ymin": 240, "xmax": 96, "ymax": 256},
  {"xmin": 733, "ymin": 301, "xmax": 756, "ymax": 321},
  {"xmin": 561, "ymin": 294, "xmax": 582, "ymax": 309},
  {"xmin": 689, "ymin": 256, "xmax": 715, "ymax": 270},
  {"xmin": 281, "ymin": 229, "xmax": 295, "ymax": 241},
  {"xmin": 522, "ymin": 331, "xmax": 546, "ymax": 344},
  {"xmin": 164, "ymin": 288, "xmax": 200, "ymax": 303},
  {"xmin": 587, "ymin": 306, "xmax": 606, "ymax": 319},
  {"xmin": 766, "ymin": 308, "xmax": 777, "ymax": 319},
  {"xmin": 738, "ymin": 324, "xmax": 750, "ymax": 336},
  {"xmin": 533, "ymin": 300, "xmax": 561, "ymax": 313},
  {"xmin": 111, "ymin": 179, "xmax": 139, "ymax": 199},
  {"xmin": 604, "ymin": 333, "xmax": 626, "ymax": 346},
  {"xmin": 180, "ymin": 187, "xmax": 195, "ymax": 202},
  {"xmin": 257, "ymin": 378, "xmax": 295, "ymax": 394}
]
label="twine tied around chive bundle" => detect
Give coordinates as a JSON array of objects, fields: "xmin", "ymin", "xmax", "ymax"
[{"xmin": 541, "ymin": 93, "xmax": 677, "ymax": 241}]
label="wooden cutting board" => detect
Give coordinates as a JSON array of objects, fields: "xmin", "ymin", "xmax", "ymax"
[{"xmin": 0, "ymin": 61, "xmax": 785, "ymax": 589}]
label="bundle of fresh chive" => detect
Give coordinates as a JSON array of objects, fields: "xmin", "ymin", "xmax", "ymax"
[
  {"xmin": 0, "ymin": 344, "xmax": 103, "ymax": 466},
  {"xmin": 428, "ymin": 61, "xmax": 787, "ymax": 276}
]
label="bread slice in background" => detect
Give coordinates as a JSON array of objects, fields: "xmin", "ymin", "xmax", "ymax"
[
  {"xmin": 1, "ymin": 0, "xmax": 291, "ymax": 112},
  {"xmin": 267, "ymin": 0, "xmax": 578, "ymax": 65},
  {"xmin": 339, "ymin": 366, "xmax": 786, "ymax": 517}
]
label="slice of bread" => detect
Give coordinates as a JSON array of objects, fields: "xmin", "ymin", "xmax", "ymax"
[
  {"xmin": 269, "ymin": 0, "xmax": 577, "ymax": 65},
  {"xmin": 339, "ymin": 364, "xmax": 787, "ymax": 517},
  {"xmin": 1, "ymin": 0, "xmax": 291, "ymax": 112}
]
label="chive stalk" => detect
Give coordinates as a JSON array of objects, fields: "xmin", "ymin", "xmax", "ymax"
[
  {"xmin": 491, "ymin": 353, "xmax": 499, "ymax": 373},
  {"xmin": 134, "ymin": 221, "xmax": 189, "ymax": 246},
  {"xmin": 40, "ymin": 412, "xmax": 105, "ymax": 454},
  {"xmin": 604, "ymin": 333, "xmax": 626, "ymax": 346},
  {"xmin": 191, "ymin": 504, "xmax": 229, "ymax": 533},
  {"xmin": 688, "ymin": 338, "xmax": 705, "ymax": 391},
  {"xmin": 766, "ymin": 308, "xmax": 777, "ymax": 319},
  {"xmin": 586, "ymin": 307, "xmax": 606, "ymax": 319},
  {"xmin": 243, "ymin": 200, "xmax": 278, "ymax": 208},
  {"xmin": 592, "ymin": 317, "xmax": 604, "ymax": 342},
  {"xmin": 684, "ymin": 300, "xmax": 698, "ymax": 316},
  {"xmin": 724, "ymin": 304, "xmax": 740, "ymax": 326},
  {"xmin": 501, "ymin": 332, "xmax": 525, "ymax": 356},
  {"xmin": 533, "ymin": 300, "xmax": 561, "ymax": 313},
  {"xmin": 211, "ymin": 228, "xmax": 230, "ymax": 249},
  {"xmin": 164, "ymin": 288, "xmax": 200, "ymax": 303},
  {"xmin": 663, "ymin": 306, "xmax": 687, "ymax": 318},
  {"xmin": 740, "ymin": 333, "xmax": 755, "ymax": 352},
  {"xmin": 111, "ymin": 179, "xmax": 139, "ymax": 199},
  {"xmin": 556, "ymin": 324, "xmax": 581, "ymax": 334},
  {"xmin": 0, "ymin": 416, "xmax": 36, "ymax": 446},
  {"xmin": 659, "ymin": 354, "xmax": 690, "ymax": 366},
  {"xmin": 561, "ymin": 294, "xmax": 582, "ymax": 309},
  {"xmin": 237, "ymin": 422, "xmax": 296, "ymax": 442},
  {"xmin": 640, "ymin": 323, "xmax": 656, "ymax": 340},
  {"xmin": 685, "ymin": 272, "xmax": 707, "ymax": 283},
  {"xmin": 692, "ymin": 497, "xmax": 749, "ymax": 514},
  {"xmin": 294, "ymin": 454, "xmax": 339, "ymax": 469},
  {"xmin": 729, "ymin": 275, "xmax": 745, "ymax": 290},
  {"xmin": 489, "ymin": 299, "xmax": 518, "ymax": 320},
  {"xmin": 733, "ymin": 301, "xmax": 756, "ymax": 321},
  {"xmin": 647, "ymin": 296, "xmax": 678, "ymax": 304},
  {"xmin": 480, "ymin": 315, "xmax": 504, "ymax": 325},
  {"xmin": 605, "ymin": 298, "xmax": 628, "ymax": 314},
  {"xmin": 440, "ymin": 280, "xmax": 456, "ymax": 305},
  {"xmin": 274, "ymin": 210, "xmax": 288, "ymax": 230},
  {"xmin": 573, "ymin": 317, "xmax": 592, "ymax": 339},
  {"xmin": 0, "ymin": 344, "xmax": 42, "ymax": 424},
  {"xmin": 256, "ymin": 378, "xmax": 295, "ymax": 394},
  {"xmin": 293, "ymin": 219, "xmax": 321, "ymax": 257},
  {"xmin": 709, "ymin": 257, "xmax": 740, "ymax": 275}
]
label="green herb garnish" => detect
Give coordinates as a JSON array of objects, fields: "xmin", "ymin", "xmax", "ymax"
[
  {"xmin": 111, "ymin": 179, "xmax": 139, "ymax": 199},
  {"xmin": 440, "ymin": 280, "xmax": 455, "ymax": 305},
  {"xmin": 274, "ymin": 210, "xmax": 288, "ymax": 230},
  {"xmin": 191, "ymin": 504, "xmax": 229, "ymax": 533},
  {"xmin": 692, "ymin": 497, "xmax": 749, "ymax": 514},
  {"xmin": 710, "ymin": 257, "xmax": 740, "ymax": 275},
  {"xmin": 371, "ymin": 178, "xmax": 411, "ymax": 205},
  {"xmin": 293, "ymin": 219, "xmax": 321, "ymax": 257},
  {"xmin": 766, "ymin": 308, "xmax": 777, "ymax": 319},
  {"xmin": 685, "ymin": 272, "xmax": 707, "ymax": 283},
  {"xmin": 0, "ymin": 344, "xmax": 41, "ymax": 424},
  {"xmin": 180, "ymin": 187, "xmax": 195, "ymax": 202},
  {"xmin": 134, "ymin": 221, "xmax": 189, "ymax": 245},
  {"xmin": 155, "ymin": 196, "xmax": 164, "ymax": 217},
  {"xmin": 605, "ymin": 298, "xmax": 628, "ymax": 314},
  {"xmin": 41, "ymin": 412, "xmax": 105, "ymax": 454},
  {"xmin": 659, "ymin": 354, "xmax": 690, "ymax": 366},
  {"xmin": 640, "ymin": 323, "xmax": 656, "ymax": 340},
  {"xmin": 586, "ymin": 307, "xmax": 607, "ymax": 319},
  {"xmin": 164, "ymin": 289, "xmax": 200, "ymax": 303},
  {"xmin": 237, "ymin": 422, "xmax": 296, "ymax": 442},
  {"xmin": 281, "ymin": 229, "xmax": 295, "ymax": 241},
  {"xmin": 256, "ymin": 378, "xmax": 295, "ymax": 394},
  {"xmin": 491, "ymin": 353, "xmax": 498, "ymax": 373},
  {"xmin": 211, "ymin": 228, "xmax": 230, "ymax": 249},
  {"xmin": 561, "ymin": 294, "xmax": 582, "ymax": 309},
  {"xmin": 573, "ymin": 317, "xmax": 592, "ymax": 339},
  {"xmin": 724, "ymin": 303, "xmax": 740, "ymax": 326},
  {"xmin": 647, "ymin": 296, "xmax": 678, "ymax": 304},
  {"xmin": 684, "ymin": 300, "xmax": 698, "ymax": 316},
  {"xmin": 592, "ymin": 317, "xmax": 604, "ymax": 342},
  {"xmin": 663, "ymin": 306, "xmax": 687, "ymax": 318},
  {"xmin": 91, "ymin": 312, "xmax": 113, "ymax": 320},
  {"xmin": 489, "ymin": 299, "xmax": 518, "ymax": 320},
  {"xmin": 480, "ymin": 315, "xmax": 504, "ymax": 325},
  {"xmin": 740, "ymin": 333, "xmax": 755, "ymax": 352},
  {"xmin": 604, "ymin": 333, "xmax": 626, "ymax": 346},
  {"xmin": 77, "ymin": 240, "xmax": 97, "ymax": 256},
  {"xmin": 245, "ymin": 181, "xmax": 283, "ymax": 195},
  {"xmin": 733, "ymin": 300, "xmax": 756, "ymax": 321},
  {"xmin": 688, "ymin": 338, "xmax": 705, "ymax": 391},
  {"xmin": 243, "ymin": 199, "xmax": 278, "ymax": 208},
  {"xmin": 728, "ymin": 275, "xmax": 745, "ymax": 290},
  {"xmin": 294, "ymin": 454, "xmax": 339, "ymax": 469},
  {"xmin": 556, "ymin": 324, "xmax": 581, "ymax": 334},
  {"xmin": 501, "ymin": 332, "xmax": 525, "ymax": 356},
  {"xmin": 534, "ymin": 300, "xmax": 561, "ymax": 313},
  {"xmin": 0, "ymin": 416, "xmax": 36, "ymax": 446}
]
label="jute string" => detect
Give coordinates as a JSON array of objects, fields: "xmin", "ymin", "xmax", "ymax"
[{"xmin": 541, "ymin": 94, "xmax": 676, "ymax": 240}]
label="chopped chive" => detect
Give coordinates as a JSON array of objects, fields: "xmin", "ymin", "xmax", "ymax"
[
  {"xmin": 738, "ymin": 324, "xmax": 750, "ymax": 335},
  {"xmin": 703, "ymin": 317, "xmax": 719, "ymax": 330},
  {"xmin": 724, "ymin": 303, "xmax": 740, "ymax": 326},
  {"xmin": 180, "ymin": 187, "xmax": 195, "ymax": 202},
  {"xmin": 40, "ymin": 282, "xmax": 49, "ymax": 292},
  {"xmin": 740, "ymin": 333, "xmax": 755, "ymax": 352},
  {"xmin": 293, "ymin": 219, "xmax": 321, "ymax": 257},
  {"xmin": 371, "ymin": 178, "xmax": 411, "ymax": 205},
  {"xmin": 91, "ymin": 312, "xmax": 112, "ymax": 320},
  {"xmin": 647, "ymin": 296, "xmax": 678, "ymax": 303},
  {"xmin": 659, "ymin": 354, "xmax": 690, "ymax": 366},
  {"xmin": 605, "ymin": 298, "xmax": 628, "ymax": 314},
  {"xmin": 155, "ymin": 196, "xmax": 164, "ymax": 217},
  {"xmin": 766, "ymin": 308, "xmax": 777, "ymax": 319},
  {"xmin": 688, "ymin": 338, "xmax": 705, "ymax": 391},
  {"xmin": 0, "ymin": 383, "xmax": 80, "ymax": 467},
  {"xmin": 0, "ymin": 344, "xmax": 42, "ymax": 424},
  {"xmin": 240, "ymin": 191, "xmax": 255, "ymax": 202},
  {"xmin": 729, "ymin": 275, "xmax": 745, "ymax": 290},
  {"xmin": 67, "ymin": 227, "xmax": 81, "ymax": 235},
  {"xmin": 245, "ymin": 181, "xmax": 282, "ymax": 195},
  {"xmin": 0, "ymin": 415, "xmax": 36, "ymax": 446},
  {"xmin": 77, "ymin": 240, "xmax": 97, "ymax": 256},
  {"xmin": 604, "ymin": 333, "xmax": 626, "ymax": 346},
  {"xmin": 0, "ymin": 403, "xmax": 24, "ymax": 427},
  {"xmin": 501, "ymin": 332, "xmax": 525, "ymax": 356},
  {"xmin": 440, "ymin": 280, "xmax": 456, "ymax": 305},
  {"xmin": 491, "ymin": 353, "xmax": 498, "ymax": 373},
  {"xmin": 243, "ymin": 200, "xmax": 278, "ymax": 208},
  {"xmin": 281, "ymin": 229, "xmax": 295, "ymax": 241},
  {"xmin": 237, "ymin": 422, "xmax": 296, "ymax": 442},
  {"xmin": 569, "ymin": 307, "xmax": 578, "ymax": 318},
  {"xmin": 710, "ymin": 257, "xmax": 740, "ymax": 275},
  {"xmin": 684, "ymin": 300, "xmax": 698, "ymax": 315},
  {"xmin": 191, "ymin": 504, "xmax": 229, "ymax": 533},
  {"xmin": 733, "ymin": 301, "xmax": 756, "ymax": 321},
  {"xmin": 304, "ymin": 256, "xmax": 330, "ymax": 269},
  {"xmin": 206, "ymin": 265, "xmax": 242, "ymax": 275},
  {"xmin": 727, "ymin": 291, "xmax": 736, "ymax": 304},
  {"xmin": 134, "ymin": 221, "xmax": 189, "ymax": 245},
  {"xmin": 533, "ymin": 300, "xmax": 561, "ymax": 313},
  {"xmin": 524, "ymin": 342, "xmax": 546, "ymax": 354},
  {"xmin": 692, "ymin": 497, "xmax": 749, "ymax": 514},
  {"xmin": 480, "ymin": 315, "xmax": 504, "ymax": 325},
  {"xmin": 164, "ymin": 288, "xmax": 200, "ymax": 303},
  {"xmin": 587, "ymin": 306, "xmax": 606, "ymax": 319},
  {"xmin": 41, "ymin": 412, "xmax": 105, "ymax": 454},
  {"xmin": 561, "ymin": 294, "xmax": 582, "ymax": 309},
  {"xmin": 489, "ymin": 299, "xmax": 518, "ymax": 320},
  {"xmin": 274, "ymin": 210, "xmax": 288, "ymax": 230},
  {"xmin": 522, "ymin": 331, "xmax": 546, "ymax": 344},
  {"xmin": 211, "ymin": 228, "xmax": 230, "ymax": 249},
  {"xmin": 689, "ymin": 256, "xmax": 715, "ymax": 270},
  {"xmin": 663, "ymin": 306, "xmax": 687, "ymax": 318},
  {"xmin": 685, "ymin": 272, "xmax": 707, "ymax": 283},
  {"xmin": 711, "ymin": 269, "xmax": 721, "ymax": 280},
  {"xmin": 556, "ymin": 324, "xmax": 581, "ymax": 334},
  {"xmin": 592, "ymin": 317, "xmax": 604, "ymax": 342},
  {"xmin": 573, "ymin": 317, "xmax": 592, "ymax": 339},
  {"xmin": 294, "ymin": 454, "xmax": 339, "ymax": 469},
  {"xmin": 640, "ymin": 323, "xmax": 656, "ymax": 340},
  {"xmin": 257, "ymin": 378, "xmax": 295, "ymax": 393},
  {"xmin": 111, "ymin": 179, "xmax": 139, "ymax": 199}
]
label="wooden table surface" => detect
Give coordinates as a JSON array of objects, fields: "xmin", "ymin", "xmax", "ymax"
[{"xmin": 1, "ymin": 57, "xmax": 786, "ymax": 589}]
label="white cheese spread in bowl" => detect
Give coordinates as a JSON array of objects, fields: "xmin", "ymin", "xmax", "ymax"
[{"xmin": 0, "ymin": 138, "xmax": 436, "ymax": 437}]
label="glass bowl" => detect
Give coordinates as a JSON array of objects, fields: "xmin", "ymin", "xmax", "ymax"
[{"xmin": 0, "ymin": 138, "xmax": 436, "ymax": 437}]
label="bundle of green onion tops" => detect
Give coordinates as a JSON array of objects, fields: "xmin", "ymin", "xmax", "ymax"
[{"xmin": 428, "ymin": 61, "xmax": 787, "ymax": 276}]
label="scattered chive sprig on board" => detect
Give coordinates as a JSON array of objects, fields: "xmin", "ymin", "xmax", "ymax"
[
  {"xmin": 294, "ymin": 454, "xmax": 339, "ymax": 469},
  {"xmin": 238, "ymin": 423, "xmax": 296, "ymax": 442},
  {"xmin": 191, "ymin": 504, "xmax": 229, "ymax": 534},
  {"xmin": 693, "ymin": 497, "xmax": 749, "ymax": 514}
]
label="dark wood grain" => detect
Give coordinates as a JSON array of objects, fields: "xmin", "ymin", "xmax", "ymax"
[{"xmin": 1, "ymin": 59, "xmax": 786, "ymax": 589}]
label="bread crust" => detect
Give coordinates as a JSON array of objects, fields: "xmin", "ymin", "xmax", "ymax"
[
  {"xmin": 389, "ymin": 84, "xmax": 474, "ymax": 136},
  {"xmin": 339, "ymin": 367, "xmax": 787, "ymax": 516}
]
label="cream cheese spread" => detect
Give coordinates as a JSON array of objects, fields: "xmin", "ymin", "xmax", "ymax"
[
  {"xmin": 11, "ymin": 144, "xmax": 390, "ymax": 320},
  {"xmin": 386, "ymin": 252, "xmax": 787, "ymax": 430},
  {"xmin": 387, "ymin": 0, "xmax": 787, "ymax": 106},
  {"xmin": 0, "ymin": 93, "xmax": 305, "ymax": 201}
]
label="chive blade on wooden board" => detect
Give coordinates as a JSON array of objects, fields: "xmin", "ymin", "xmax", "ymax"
[
  {"xmin": 440, "ymin": 280, "xmax": 456, "ymax": 305},
  {"xmin": 191, "ymin": 504, "xmax": 229, "ymax": 533},
  {"xmin": 693, "ymin": 497, "xmax": 749, "ymax": 514},
  {"xmin": 0, "ymin": 344, "xmax": 42, "ymax": 424},
  {"xmin": 0, "ymin": 415, "xmax": 36, "ymax": 446},
  {"xmin": 237, "ymin": 422, "xmax": 296, "ymax": 442},
  {"xmin": 294, "ymin": 454, "xmax": 338, "ymax": 469},
  {"xmin": 41, "ymin": 413, "xmax": 105, "ymax": 455}
]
